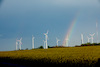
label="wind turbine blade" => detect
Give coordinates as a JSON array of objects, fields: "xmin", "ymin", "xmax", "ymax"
[{"xmin": 89, "ymin": 34, "xmax": 92, "ymax": 36}]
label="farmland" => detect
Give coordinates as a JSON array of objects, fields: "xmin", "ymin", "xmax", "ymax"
[{"xmin": 0, "ymin": 46, "xmax": 100, "ymax": 67}]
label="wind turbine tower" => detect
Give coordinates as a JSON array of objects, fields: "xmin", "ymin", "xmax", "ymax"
[
  {"xmin": 90, "ymin": 33, "xmax": 95, "ymax": 43},
  {"xmin": 96, "ymin": 22, "xmax": 99, "ymax": 43},
  {"xmin": 32, "ymin": 35, "xmax": 35, "ymax": 49},
  {"xmin": 44, "ymin": 30, "xmax": 49, "ymax": 49},
  {"xmin": 81, "ymin": 34, "xmax": 84, "ymax": 44},
  {"xmin": 56, "ymin": 37, "xmax": 60, "ymax": 47},
  {"xmin": 19, "ymin": 37, "xmax": 22, "ymax": 50}
]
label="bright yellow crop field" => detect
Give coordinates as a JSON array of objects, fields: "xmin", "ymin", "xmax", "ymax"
[{"xmin": 0, "ymin": 46, "xmax": 100, "ymax": 66}]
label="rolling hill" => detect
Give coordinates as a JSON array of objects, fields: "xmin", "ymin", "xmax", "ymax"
[{"xmin": 0, "ymin": 46, "xmax": 100, "ymax": 67}]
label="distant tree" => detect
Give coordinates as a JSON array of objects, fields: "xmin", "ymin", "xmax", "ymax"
[
  {"xmin": 87, "ymin": 43, "xmax": 91, "ymax": 46},
  {"xmin": 75, "ymin": 45, "xmax": 81, "ymax": 47},
  {"xmin": 39, "ymin": 46, "xmax": 43, "ymax": 49},
  {"xmin": 92, "ymin": 43, "xmax": 97, "ymax": 45},
  {"xmin": 55, "ymin": 45, "xmax": 58, "ymax": 47},
  {"xmin": 48, "ymin": 46, "xmax": 50, "ymax": 48},
  {"xmin": 81, "ymin": 42, "xmax": 100, "ymax": 46},
  {"xmin": 25, "ymin": 48, "xmax": 28, "ymax": 50},
  {"xmin": 18, "ymin": 49, "xmax": 21, "ymax": 50},
  {"xmin": 81, "ymin": 44, "xmax": 86, "ymax": 46}
]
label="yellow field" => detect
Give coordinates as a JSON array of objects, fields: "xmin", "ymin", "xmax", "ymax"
[{"xmin": 0, "ymin": 46, "xmax": 100, "ymax": 66}]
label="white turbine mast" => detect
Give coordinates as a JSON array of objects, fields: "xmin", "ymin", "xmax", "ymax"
[
  {"xmin": 19, "ymin": 37, "xmax": 22, "ymax": 50},
  {"xmin": 56, "ymin": 37, "xmax": 60, "ymax": 47},
  {"xmin": 44, "ymin": 30, "xmax": 49, "ymax": 49},
  {"xmin": 90, "ymin": 33, "xmax": 95, "ymax": 43},
  {"xmin": 43, "ymin": 40, "xmax": 46, "ymax": 49},
  {"xmin": 32, "ymin": 35, "xmax": 35, "ymax": 49},
  {"xmin": 81, "ymin": 34, "xmax": 84, "ymax": 44}
]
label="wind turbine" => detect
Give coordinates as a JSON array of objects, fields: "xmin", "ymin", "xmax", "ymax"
[
  {"xmin": 81, "ymin": 34, "xmax": 84, "ymax": 44},
  {"xmin": 19, "ymin": 37, "xmax": 22, "ymax": 50},
  {"xmin": 44, "ymin": 30, "xmax": 49, "ymax": 49},
  {"xmin": 32, "ymin": 35, "xmax": 35, "ymax": 49},
  {"xmin": 16, "ymin": 37, "xmax": 22, "ymax": 50},
  {"xmin": 87, "ymin": 36, "xmax": 91, "ymax": 43},
  {"xmin": 90, "ymin": 33, "xmax": 95, "ymax": 43},
  {"xmin": 56, "ymin": 37, "xmax": 60, "ymax": 47}
]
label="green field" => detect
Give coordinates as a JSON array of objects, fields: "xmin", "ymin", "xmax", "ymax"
[{"xmin": 0, "ymin": 46, "xmax": 100, "ymax": 67}]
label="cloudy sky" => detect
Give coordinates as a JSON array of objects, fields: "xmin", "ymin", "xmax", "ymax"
[{"xmin": 0, "ymin": 0, "xmax": 100, "ymax": 51}]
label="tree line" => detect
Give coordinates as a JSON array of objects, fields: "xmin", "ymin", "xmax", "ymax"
[{"xmin": 81, "ymin": 43, "xmax": 100, "ymax": 46}]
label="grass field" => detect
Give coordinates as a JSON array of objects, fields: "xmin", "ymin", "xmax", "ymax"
[{"xmin": 0, "ymin": 46, "xmax": 100, "ymax": 67}]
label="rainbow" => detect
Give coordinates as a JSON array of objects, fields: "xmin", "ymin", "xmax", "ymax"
[{"xmin": 63, "ymin": 11, "xmax": 80, "ymax": 46}]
